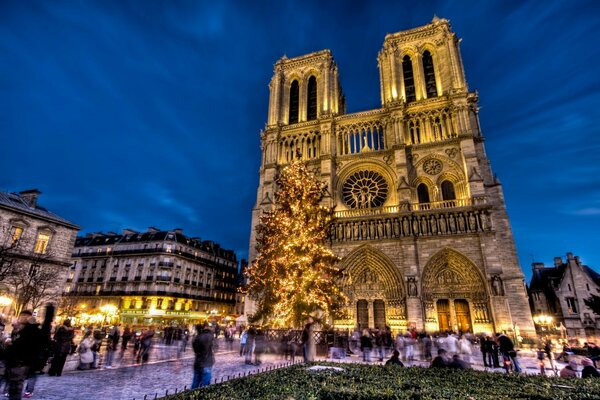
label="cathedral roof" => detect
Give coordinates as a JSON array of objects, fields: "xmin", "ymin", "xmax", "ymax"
[{"xmin": 529, "ymin": 257, "xmax": 600, "ymax": 291}]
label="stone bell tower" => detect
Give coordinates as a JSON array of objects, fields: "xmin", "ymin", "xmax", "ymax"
[{"xmin": 247, "ymin": 17, "xmax": 535, "ymax": 337}]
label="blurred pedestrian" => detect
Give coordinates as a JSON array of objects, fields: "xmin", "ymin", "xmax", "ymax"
[
  {"xmin": 360, "ymin": 329, "xmax": 373, "ymax": 363},
  {"xmin": 5, "ymin": 310, "xmax": 44, "ymax": 400},
  {"xmin": 239, "ymin": 328, "xmax": 248, "ymax": 357},
  {"xmin": 191, "ymin": 323, "xmax": 214, "ymax": 389},
  {"xmin": 120, "ymin": 325, "xmax": 132, "ymax": 354},
  {"xmin": 139, "ymin": 327, "xmax": 155, "ymax": 365},
  {"xmin": 104, "ymin": 324, "xmax": 120, "ymax": 368},
  {"xmin": 301, "ymin": 318, "xmax": 314, "ymax": 363},
  {"xmin": 48, "ymin": 319, "xmax": 74, "ymax": 376},
  {"xmin": 77, "ymin": 332, "xmax": 94, "ymax": 370}
]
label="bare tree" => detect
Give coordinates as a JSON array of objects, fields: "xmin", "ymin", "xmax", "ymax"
[
  {"xmin": 0, "ymin": 226, "xmax": 21, "ymax": 282},
  {"xmin": 6, "ymin": 251, "xmax": 63, "ymax": 316}
]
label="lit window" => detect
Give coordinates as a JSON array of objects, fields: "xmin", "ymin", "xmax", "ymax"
[
  {"xmin": 34, "ymin": 233, "xmax": 51, "ymax": 254},
  {"xmin": 566, "ymin": 297, "xmax": 578, "ymax": 314},
  {"xmin": 11, "ymin": 227, "xmax": 23, "ymax": 244}
]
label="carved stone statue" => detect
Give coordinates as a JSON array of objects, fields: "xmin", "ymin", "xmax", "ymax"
[
  {"xmin": 407, "ymin": 277, "xmax": 418, "ymax": 297},
  {"xmin": 491, "ymin": 275, "xmax": 504, "ymax": 296}
]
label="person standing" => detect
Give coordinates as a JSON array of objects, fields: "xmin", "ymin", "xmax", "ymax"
[
  {"xmin": 301, "ymin": 318, "xmax": 314, "ymax": 363},
  {"xmin": 77, "ymin": 332, "xmax": 94, "ymax": 370},
  {"xmin": 239, "ymin": 328, "xmax": 248, "ymax": 357},
  {"xmin": 244, "ymin": 326, "xmax": 256, "ymax": 365},
  {"xmin": 5, "ymin": 310, "xmax": 43, "ymax": 400},
  {"xmin": 120, "ymin": 325, "xmax": 132, "ymax": 355},
  {"xmin": 479, "ymin": 335, "xmax": 489, "ymax": 367},
  {"xmin": 48, "ymin": 319, "xmax": 74, "ymax": 376},
  {"xmin": 191, "ymin": 323, "xmax": 214, "ymax": 389}
]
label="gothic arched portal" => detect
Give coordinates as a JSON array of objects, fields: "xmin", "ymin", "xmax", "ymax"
[
  {"xmin": 421, "ymin": 248, "xmax": 492, "ymax": 333},
  {"xmin": 338, "ymin": 245, "xmax": 406, "ymax": 329}
]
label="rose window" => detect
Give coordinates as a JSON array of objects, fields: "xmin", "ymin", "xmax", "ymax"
[{"xmin": 342, "ymin": 170, "xmax": 388, "ymax": 209}]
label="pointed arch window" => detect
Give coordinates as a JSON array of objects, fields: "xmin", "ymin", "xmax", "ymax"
[
  {"xmin": 441, "ymin": 180, "xmax": 456, "ymax": 201},
  {"xmin": 423, "ymin": 51, "xmax": 438, "ymax": 98},
  {"xmin": 417, "ymin": 183, "xmax": 430, "ymax": 204},
  {"xmin": 409, "ymin": 121, "xmax": 420, "ymax": 144},
  {"xmin": 289, "ymin": 80, "xmax": 299, "ymax": 124},
  {"xmin": 402, "ymin": 55, "xmax": 416, "ymax": 103},
  {"xmin": 307, "ymin": 76, "xmax": 317, "ymax": 121}
]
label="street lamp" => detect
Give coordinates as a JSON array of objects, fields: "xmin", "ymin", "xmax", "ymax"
[{"xmin": 533, "ymin": 314, "xmax": 555, "ymax": 335}]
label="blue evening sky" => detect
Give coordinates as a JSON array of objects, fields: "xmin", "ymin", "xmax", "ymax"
[{"xmin": 1, "ymin": 1, "xmax": 599, "ymax": 282}]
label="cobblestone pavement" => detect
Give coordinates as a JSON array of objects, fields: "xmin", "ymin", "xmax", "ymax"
[{"xmin": 22, "ymin": 344, "xmax": 570, "ymax": 400}]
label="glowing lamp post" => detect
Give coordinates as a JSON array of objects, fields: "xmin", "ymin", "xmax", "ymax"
[
  {"xmin": 0, "ymin": 296, "xmax": 12, "ymax": 317},
  {"xmin": 533, "ymin": 314, "xmax": 554, "ymax": 334},
  {"xmin": 100, "ymin": 304, "xmax": 119, "ymax": 325}
]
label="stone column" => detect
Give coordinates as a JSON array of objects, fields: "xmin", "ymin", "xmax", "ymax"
[
  {"xmin": 414, "ymin": 53, "xmax": 427, "ymax": 101},
  {"xmin": 368, "ymin": 300, "xmax": 374, "ymax": 328}
]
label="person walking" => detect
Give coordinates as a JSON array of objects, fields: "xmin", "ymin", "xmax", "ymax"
[
  {"xmin": 360, "ymin": 329, "xmax": 373, "ymax": 363},
  {"xmin": 139, "ymin": 327, "xmax": 155, "ymax": 365},
  {"xmin": 104, "ymin": 325, "xmax": 120, "ymax": 368},
  {"xmin": 191, "ymin": 323, "xmax": 214, "ymax": 389},
  {"xmin": 48, "ymin": 319, "xmax": 74, "ymax": 376},
  {"xmin": 497, "ymin": 332, "xmax": 521, "ymax": 373},
  {"xmin": 4, "ymin": 310, "xmax": 43, "ymax": 400},
  {"xmin": 458, "ymin": 335, "xmax": 472, "ymax": 363}
]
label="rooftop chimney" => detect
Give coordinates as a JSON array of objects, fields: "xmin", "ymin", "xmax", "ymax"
[
  {"xmin": 173, "ymin": 228, "xmax": 184, "ymax": 235},
  {"xmin": 19, "ymin": 189, "xmax": 41, "ymax": 208},
  {"xmin": 553, "ymin": 257, "xmax": 563, "ymax": 267}
]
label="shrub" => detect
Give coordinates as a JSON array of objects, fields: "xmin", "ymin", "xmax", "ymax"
[{"xmin": 166, "ymin": 362, "xmax": 600, "ymax": 400}]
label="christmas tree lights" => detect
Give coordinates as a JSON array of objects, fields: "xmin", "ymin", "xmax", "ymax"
[{"xmin": 245, "ymin": 160, "xmax": 347, "ymax": 327}]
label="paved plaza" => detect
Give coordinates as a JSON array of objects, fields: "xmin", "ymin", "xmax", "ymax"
[{"xmin": 17, "ymin": 338, "xmax": 573, "ymax": 400}]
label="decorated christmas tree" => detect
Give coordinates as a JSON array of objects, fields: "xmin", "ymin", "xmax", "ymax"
[{"xmin": 245, "ymin": 159, "xmax": 347, "ymax": 328}]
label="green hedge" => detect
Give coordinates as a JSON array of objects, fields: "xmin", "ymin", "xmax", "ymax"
[{"xmin": 166, "ymin": 363, "xmax": 600, "ymax": 400}]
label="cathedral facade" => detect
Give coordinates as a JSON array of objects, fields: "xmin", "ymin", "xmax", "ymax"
[{"xmin": 248, "ymin": 17, "xmax": 535, "ymax": 336}]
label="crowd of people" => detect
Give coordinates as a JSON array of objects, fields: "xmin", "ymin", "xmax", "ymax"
[{"xmin": 1, "ymin": 310, "xmax": 600, "ymax": 399}]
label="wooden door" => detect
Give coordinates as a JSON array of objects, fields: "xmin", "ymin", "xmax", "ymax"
[
  {"xmin": 436, "ymin": 299, "xmax": 450, "ymax": 332},
  {"xmin": 454, "ymin": 299, "xmax": 472, "ymax": 333},
  {"xmin": 357, "ymin": 300, "xmax": 368, "ymax": 329},
  {"xmin": 373, "ymin": 299, "xmax": 386, "ymax": 329}
]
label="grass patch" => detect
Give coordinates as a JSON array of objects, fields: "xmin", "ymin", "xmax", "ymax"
[{"xmin": 166, "ymin": 362, "xmax": 600, "ymax": 400}]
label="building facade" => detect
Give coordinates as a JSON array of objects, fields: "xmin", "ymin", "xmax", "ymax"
[
  {"xmin": 528, "ymin": 253, "xmax": 600, "ymax": 339},
  {"xmin": 248, "ymin": 17, "xmax": 535, "ymax": 336},
  {"xmin": 65, "ymin": 228, "xmax": 240, "ymax": 326},
  {"xmin": 0, "ymin": 189, "xmax": 80, "ymax": 315}
]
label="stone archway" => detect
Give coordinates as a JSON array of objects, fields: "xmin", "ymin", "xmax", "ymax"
[
  {"xmin": 421, "ymin": 248, "xmax": 493, "ymax": 333},
  {"xmin": 339, "ymin": 245, "xmax": 406, "ymax": 330}
]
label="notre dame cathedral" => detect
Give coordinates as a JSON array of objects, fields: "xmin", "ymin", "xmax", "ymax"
[{"xmin": 248, "ymin": 17, "xmax": 535, "ymax": 336}]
